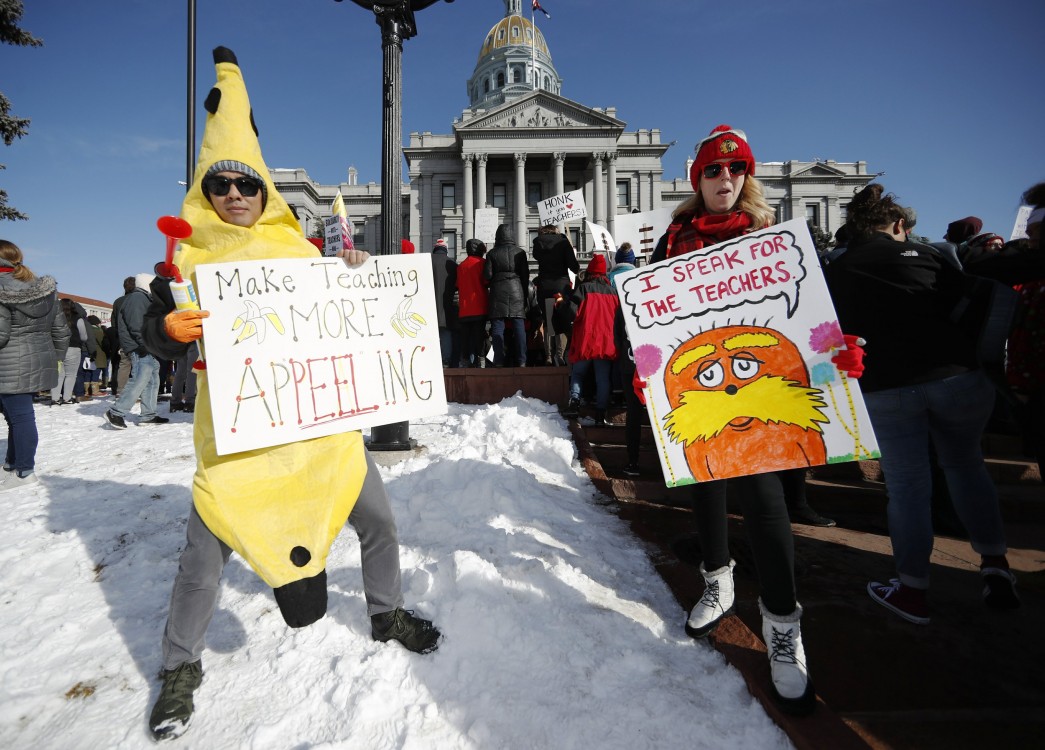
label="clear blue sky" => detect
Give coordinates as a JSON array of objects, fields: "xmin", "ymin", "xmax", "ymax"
[{"xmin": 2, "ymin": 0, "xmax": 1043, "ymax": 301}]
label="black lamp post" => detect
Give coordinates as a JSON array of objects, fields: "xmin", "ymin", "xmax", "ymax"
[{"xmin": 335, "ymin": 0, "xmax": 454, "ymax": 451}]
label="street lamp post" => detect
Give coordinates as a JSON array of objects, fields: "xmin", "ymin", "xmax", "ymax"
[{"xmin": 335, "ymin": 0, "xmax": 454, "ymax": 451}]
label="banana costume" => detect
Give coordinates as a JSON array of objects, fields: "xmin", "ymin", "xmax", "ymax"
[{"xmin": 175, "ymin": 47, "xmax": 366, "ymax": 626}]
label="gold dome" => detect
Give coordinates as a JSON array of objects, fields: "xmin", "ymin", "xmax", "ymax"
[{"xmin": 479, "ymin": 14, "xmax": 550, "ymax": 60}]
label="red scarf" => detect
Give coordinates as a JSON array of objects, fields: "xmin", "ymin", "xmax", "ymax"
[{"xmin": 664, "ymin": 211, "xmax": 753, "ymax": 258}]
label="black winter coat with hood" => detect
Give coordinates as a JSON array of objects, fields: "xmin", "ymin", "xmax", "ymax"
[{"xmin": 483, "ymin": 225, "xmax": 530, "ymax": 319}]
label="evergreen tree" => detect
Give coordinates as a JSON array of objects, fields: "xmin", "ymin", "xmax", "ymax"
[{"xmin": 1, "ymin": 0, "xmax": 42, "ymax": 221}]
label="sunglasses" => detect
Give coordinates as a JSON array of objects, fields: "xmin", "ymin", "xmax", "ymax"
[
  {"xmin": 203, "ymin": 175, "xmax": 263, "ymax": 197},
  {"xmin": 701, "ymin": 160, "xmax": 749, "ymax": 179}
]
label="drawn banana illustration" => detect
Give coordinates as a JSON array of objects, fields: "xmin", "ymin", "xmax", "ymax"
[
  {"xmin": 390, "ymin": 297, "xmax": 427, "ymax": 339},
  {"xmin": 231, "ymin": 299, "xmax": 285, "ymax": 344}
]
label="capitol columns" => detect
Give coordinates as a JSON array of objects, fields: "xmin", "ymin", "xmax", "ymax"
[
  {"xmin": 462, "ymin": 153, "xmax": 474, "ymax": 243},
  {"xmin": 514, "ymin": 152, "xmax": 527, "ymax": 244},
  {"xmin": 553, "ymin": 152, "xmax": 566, "ymax": 199},
  {"xmin": 476, "ymin": 153, "xmax": 488, "ymax": 210},
  {"xmin": 592, "ymin": 152, "xmax": 606, "ymax": 229},
  {"xmin": 606, "ymin": 151, "xmax": 618, "ymax": 238}
]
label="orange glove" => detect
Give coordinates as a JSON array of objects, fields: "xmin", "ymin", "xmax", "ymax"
[
  {"xmin": 632, "ymin": 369, "xmax": 647, "ymax": 405},
  {"xmin": 831, "ymin": 334, "xmax": 866, "ymax": 378},
  {"xmin": 164, "ymin": 310, "xmax": 210, "ymax": 343}
]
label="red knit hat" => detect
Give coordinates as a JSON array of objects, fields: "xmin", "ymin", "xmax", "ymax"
[
  {"xmin": 690, "ymin": 124, "xmax": 755, "ymax": 193},
  {"xmin": 586, "ymin": 254, "xmax": 607, "ymax": 276}
]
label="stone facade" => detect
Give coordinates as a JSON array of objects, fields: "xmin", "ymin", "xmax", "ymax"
[{"xmin": 271, "ymin": 1, "xmax": 873, "ymax": 259}]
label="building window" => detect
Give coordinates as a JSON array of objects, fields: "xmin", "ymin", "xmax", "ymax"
[
  {"xmin": 442, "ymin": 182, "xmax": 456, "ymax": 210},
  {"xmin": 442, "ymin": 233, "xmax": 457, "ymax": 257},
  {"xmin": 543, "ymin": 76, "xmax": 550, "ymax": 90},
  {"xmin": 528, "ymin": 229, "xmax": 538, "ymax": 246},
  {"xmin": 497, "ymin": 29, "xmax": 504, "ymax": 41},
  {"xmin": 569, "ymin": 227, "xmax": 580, "ymax": 250},
  {"xmin": 492, "ymin": 183, "xmax": 507, "ymax": 208},
  {"xmin": 512, "ymin": 67, "xmax": 522, "ymax": 83},
  {"xmin": 497, "ymin": 71, "xmax": 505, "ymax": 88},
  {"xmin": 526, "ymin": 29, "xmax": 533, "ymax": 41},
  {"xmin": 775, "ymin": 204, "xmax": 786, "ymax": 223},
  {"xmin": 484, "ymin": 79, "xmax": 490, "ymax": 93},
  {"xmin": 616, "ymin": 180, "xmax": 630, "ymax": 208},
  {"xmin": 805, "ymin": 204, "xmax": 820, "ymax": 226},
  {"xmin": 527, "ymin": 182, "xmax": 542, "ymax": 207}
]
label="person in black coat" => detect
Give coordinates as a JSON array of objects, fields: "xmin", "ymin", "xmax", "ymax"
[
  {"xmin": 483, "ymin": 224, "xmax": 529, "ymax": 367},
  {"xmin": 430, "ymin": 239, "xmax": 459, "ymax": 367},
  {"xmin": 532, "ymin": 223, "xmax": 579, "ymax": 365}
]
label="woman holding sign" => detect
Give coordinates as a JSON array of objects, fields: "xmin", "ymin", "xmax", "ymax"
[{"xmin": 649, "ymin": 125, "xmax": 861, "ymax": 715}]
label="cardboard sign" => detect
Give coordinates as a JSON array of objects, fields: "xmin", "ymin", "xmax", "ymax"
[
  {"xmin": 617, "ymin": 218, "xmax": 879, "ymax": 485},
  {"xmin": 474, "ymin": 207, "xmax": 499, "ymax": 246},
  {"xmin": 195, "ymin": 254, "xmax": 447, "ymax": 455},
  {"xmin": 538, "ymin": 190, "xmax": 587, "ymax": 226}
]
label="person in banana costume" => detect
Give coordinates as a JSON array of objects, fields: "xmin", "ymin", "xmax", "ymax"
[{"xmin": 140, "ymin": 47, "xmax": 439, "ymax": 741}]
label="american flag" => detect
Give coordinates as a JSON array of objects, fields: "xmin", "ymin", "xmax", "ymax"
[{"xmin": 532, "ymin": 1, "xmax": 551, "ymax": 20}]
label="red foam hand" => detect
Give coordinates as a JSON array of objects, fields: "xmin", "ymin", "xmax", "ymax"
[{"xmin": 831, "ymin": 334, "xmax": 866, "ymax": 378}]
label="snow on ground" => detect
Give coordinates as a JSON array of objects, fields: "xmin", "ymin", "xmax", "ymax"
[{"xmin": 0, "ymin": 393, "xmax": 789, "ymax": 749}]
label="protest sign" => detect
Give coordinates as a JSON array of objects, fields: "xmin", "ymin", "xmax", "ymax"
[
  {"xmin": 474, "ymin": 207, "xmax": 499, "ymax": 246},
  {"xmin": 613, "ymin": 208, "xmax": 674, "ymax": 261},
  {"xmin": 1010, "ymin": 204, "xmax": 1033, "ymax": 241},
  {"xmin": 195, "ymin": 254, "xmax": 447, "ymax": 455},
  {"xmin": 616, "ymin": 218, "xmax": 879, "ymax": 485},
  {"xmin": 585, "ymin": 221, "xmax": 615, "ymax": 260},
  {"xmin": 322, "ymin": 191, "xmax": 355, "ymax": 257},
  {"xmin": 537, "ymin": 190, "xmax": 587, "ymax": 226}
]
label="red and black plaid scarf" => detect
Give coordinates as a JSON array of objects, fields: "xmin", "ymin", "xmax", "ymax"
[{"xmin": 665, "ymin": 211, "xmax": 754, "ymax": 258}]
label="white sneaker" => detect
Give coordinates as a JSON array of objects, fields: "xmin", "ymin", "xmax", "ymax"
[
  {"xmin": 686, "ymin": 559, "xmax": 735, "ymax": 638},
  {"xmin": 759, "ymin": 599, "xmax": 815, "ymax": 715},
  {"xmin": 0, "ymin": 471, "xmax": 39, "ymax": 493}
]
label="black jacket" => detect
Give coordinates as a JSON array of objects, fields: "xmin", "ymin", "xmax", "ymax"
[
  {"xmin": 430, "ymin": 247, "xmax": 458, "ymax": 328},
  {"xmin": 824, "ymin": 232, "xmax": 978, "ymax": 392},
  {"xmin": 483, "ymin": 225, "xmax": 529, "ymax": 319},
  {"xmin": 532, "ymin": 231, "xmax": 579, "ymax": 298}
]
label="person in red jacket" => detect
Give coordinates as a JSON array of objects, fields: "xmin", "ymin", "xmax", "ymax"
[
  {"xmin": 457, "ymin": 239, "xmax": 489, "ymax": 367},
  {"xmin": 563, "ymin": 254, "xmax": 618, "ymax": 424}
]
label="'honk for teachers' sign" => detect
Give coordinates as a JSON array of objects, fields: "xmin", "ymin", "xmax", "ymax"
[
  {"xmin": 195, "ymin": 254, "xmax": 447, "ymax": 455},
  {"xmin": 537, "ymin": 190, "xmax": 587, "ymax": 226}
]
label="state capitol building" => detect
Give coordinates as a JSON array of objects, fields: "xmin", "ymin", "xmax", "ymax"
[{"xmin": 271, "ymin": 0, "xmax": 872, "ymax": 260}]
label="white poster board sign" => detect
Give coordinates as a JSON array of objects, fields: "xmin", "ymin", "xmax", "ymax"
[
  {"xmin": 585, "ymin": 221, "xmax": 615, "ymax": 260},
  {"xmin": 195, "ymin": 254, "xmax": 447, "ymax": 456},
  {"xmin": 1010, "ymin": 205, "xmax": 1033, "ymax": 241},
  {"xmin": 323, "ymin": 215, "xmax": 355, "ymax": 257},
  {"xmin": 613, "ymin": 208, "xmax": 674, "ymax": 261},
  {"xmin": 538, "ymin": 190, "xmax": 587, "ymax": 226},
  {"xmin": 474, "ymin": 207, "xmax": 499, "ymax": 246},
  {"xmin": 617, "ymin": 218, "xmax": 879, "ymax": 485}
]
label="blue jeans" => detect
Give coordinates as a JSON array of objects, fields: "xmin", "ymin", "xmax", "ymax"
[
  {"xmin": 864, "ymin": 369, "xmax": 1006, "ymax": 588},
  {"xmin": 569, "ymin": 359, "xmax": 613, "ymax": 411},
  {"xmin": 112, "ymin": 352, "xmax": 160, "ymax": 420},
  {"xmin": 490, "ymin": 318, "xmax": 526, "ymax": 367},
  {"xmin": 0, "ymin": 393, "xmax": 38, "ymax": 474}
]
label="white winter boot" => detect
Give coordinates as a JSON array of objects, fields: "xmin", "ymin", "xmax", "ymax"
[
  {"xmin": 685, "ymin": 559, "xmax": 735, "ymax": 638},
  {"xmin": 759, "ymin": 599, "xmax": 815, "ymax": 715}
]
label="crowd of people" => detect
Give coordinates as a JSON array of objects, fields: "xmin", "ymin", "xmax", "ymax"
[{"xmin": 1, "ymin": 46, "xmax": 1041, "ymax": 738}]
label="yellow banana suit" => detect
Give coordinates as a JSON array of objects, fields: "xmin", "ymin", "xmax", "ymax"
[{"xmin": 173, "ymin": 46, "xmax": 366, "ymax": 626}]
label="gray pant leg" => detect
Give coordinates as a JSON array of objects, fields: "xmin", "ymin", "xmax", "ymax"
[
  {"xmin": 347, "ymin": 450, "xmax": 404, "ymax": 617},
  {"xmin": 161, "ymin": 504, "xmax": 231, "ymax": 671}
]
